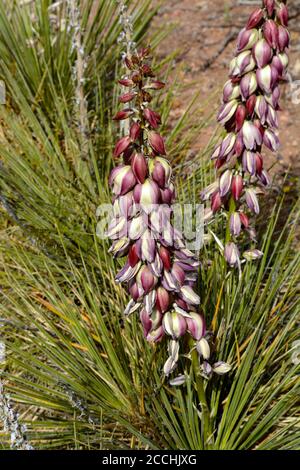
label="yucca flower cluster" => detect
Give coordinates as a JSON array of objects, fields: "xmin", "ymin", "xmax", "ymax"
[
  {"xmin": 107, "ymin": 48, "xmax": 230, "ymax": 377},
  {"xmin": 202, "ymin": 0, "xmax": 289, "ymax": 267}
]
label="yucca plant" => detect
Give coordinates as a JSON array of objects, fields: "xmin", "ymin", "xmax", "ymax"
[{"xmin": 0, "ymin": 0, "xmax": 299, "ymax": 451}]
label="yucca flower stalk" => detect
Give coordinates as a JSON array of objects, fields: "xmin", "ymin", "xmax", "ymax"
[
  {"xmin": 202, "ymin": 0, "xmax": 290, "ymax": 267},
  {"xmin": 107, "ymin": 45, "xmax": 230, "ymax": 378}
]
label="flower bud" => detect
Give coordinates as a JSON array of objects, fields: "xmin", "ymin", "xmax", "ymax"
[
  {"xmin": 263, "ymin": 128, "xmax": 280, "ymax": 151},
  {"xmin": 256, "ymin": 64, "xmax": 278, "ymax": 94},
  {"xmin": 242, "ymin": 150, "xmax": 256, "ymax": 175},
  {"xmin": 143, "ymin": 81, "xmax": 165, "ymax": 90},
  {"xmin": 211, "ymin": 191, "xmax": 222, "ymax": 213},
  {"xmin": 159, "ymin": 246, "xmax": 172, "ymax": 270},
  {"xmin": 232, "ymin": 175, "xmax": 243, "ymax": 201},
  {"xmin": 235, "ymin": 104, "xmax": 247, "ymax": 131},
  {"xmin": 156, "ymin": 286, "xmax": 170, "ymax": 313},
  {"xmin": 263, "ymin": 0, "xmax": 275, "ymax": 16},
  {"xmin": 230, "ymin": 51, "xmax": 255, "ymax": 77},
  {"xmin": 245, "ymin": 188, "xmax": 260, "ymax": 214},
  {"xmin": 246, "ymin": 95, "xmax": 256, "ymax": 116},
  {"xmin": 144, "ymin": 108, "xmax": 161, "ymax": 129},
  {"xmin": 113, "ymin": 109, "xmax": 134, "ymax": 120},
  {"xmin": 133, "ymin": 179, "xmax": 160, "ymax": 213},
  {"xmin": 196, "ymin": 337, "xmax": 210, "ymax": 359},
  {"xmin": 277, "ymin": 3, "xmax": 288, "ymax": 27},
  {"xmin": 266, "ymin": 105, "xmax": 278, "ymax": 128},
  {"xmin": 255, "ymin": 95, "xmax": 268, "ymax": 124},
  {"xmin": 219, "ymin": 169, "xmax": 233, "ymax": 197},
  {"xmin": 264, "ymin": 20, "xmax": 278, "ymax": 49},
  {"xmin": 237, "ymin": 28, "xmax": 259, "ymax": 52},
  {"xmin": 137, "ymin": 265, "xmax": 157, "ymax": 294},
  {"xmin": 230, "ymin": 212, "xmax": 242, "ymax": 236},
  {"xmin": 130, "ymin": 122, "xmax": 141, "ymax": 141},
  {"xmin": 180, "ymin": 285, "xmax": 200, "ymax": 306},
  {"xmin": 109, "ymin": 165, "xmax": 136, "ymax": 196},
  {"xmin": 149, "ymin": 157, "xmax": 172, "ymax": 189},
  {"xmin": 217, "ymin": 100, "xmax": 238, "ymax": 125},
  {"xmin": 163, "ymin": 312, "xmax": 187, "ymax": 339},
  {"xmin": 240, "ymin": 72, "xmax": 257, "ymax": 100},
  {"xmin": 128, "ymin": 243, "xmax": 140, "ymax": 267},
  {"xmin": 223, "ymin": 80, "xmax": 240, "ymax": 102},
  {"xmin": 118, "ymin": 78, "xmax": 134, "ymax": 87},
  {"xmin": 239, "ymin": 212, "xmax": 249, "ymax": 228},
  {"xmin": 119, "ymin": 92, "xmax": 136, "ymax": 103},
  {"xmin": 148, "ymin": 131, "xmax": 166, "ymax": 155},
  {"xmin": 224, "ymin": 242, "xmax": 240, "ymax": 267},
  {"xmin": 242, "ymin": 121, "xmax": 263, "ymax": 150},
  {"xmin": 186, "ymin": 313, "xmax": 205, "ymax": 341},
  {"xmin": 246, "ymin": 8, "xmax": 263, "ymax": 30},
  {"xmin": 277, "ymin": 26, "xmax": 290, "ymax": 52},
  {"xmin": 253, "ymin": 39, "xmax": 273, "ymax": 69},
  {"xmin": 131, "ymin": 153, "xmax": 148, "ymax": 183},
  {"xmin": 137, "ymin": 230, "xmax": 156, "ymax": 263}
]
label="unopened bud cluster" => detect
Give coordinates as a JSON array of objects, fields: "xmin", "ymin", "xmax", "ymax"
[{"xmin": 202, "ymin": 0, "xmax": 289, "ymax": 267}]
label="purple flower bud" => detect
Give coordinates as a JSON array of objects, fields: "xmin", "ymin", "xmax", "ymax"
[
  {"xmin": 113, "ymin": 136, "xmax": 132, "ymax": 158},
  {"xmin": 223, "ymin": 80, "xmax": 240, "ymax": 102},
  {"xmin": 256, "ymin": 65, "xmax": 278, "ymax": 94},
  {"xmin": 245, "ymin": 188, "xmax": 260, "ymax": 214},
  {"xmin": 217, "ymin": 100, "xmax": 238, "ymax": 125},
  {"xmin": 264, "ymin": 20, "xmax": 278, "ymax": 49},
  {"xmin": 180, "ymin": 285, "xmax": 200, "ymax": 305},
  {"xmin": 163, "ymin": 312, "xmax": 187, "ymax": 339},
  {"xmin": 156, "ymin": 286, "xmax": 170, "ymax": 313},
  {"xmin": 143, "ymin": 108, "xmax": 161, "ymax": 129},
  {"xmin": 266, "ymin": 85, "xmax": 280, "ymax": 108},
  {"xmin": 108, "ymin": 237, "xmax": 130, "ymax": 257},
  {"xmin": 137, "ymin": 265, "xmax": 157, "ymax": 294},
  {"xmin": 266, "ymin": 105, "xmax": 278, "ymax": 128},
  {"xmin": 232, "ymin": 175, "xmax": 243, "ymax": 201},
  {"xmin": 186, "ymin": 313, "xmax": 206, "ymax": 341},
  {"xmin": 160, "ymin": 184, "xmax": 175, "ymax": 204},
  {"xmin": 242, "ymin": 121, "xmax": 262, "ymax": 150},
  {"xmin": 224, "ymin": 242, "xmax": 240, "ymax": 267},
  {"xmin": 131, "ymin": 153, "xmax": 148, "ymax": 184},
  {"xmin": 140, "ymin": 308, "xmax": 153, "ymax": 336},
  {"xmin": 229, "ymin": 51, "xmax": 255, "ymax": 77},
  {"xmin": 148, "ymin": 131, "xmax": 166, "ymax": 155},
  {"xmin": 258, "ymin": 169, "xmax": 271, "ymax": 187},
  {"xmin": 106, "ymin": 215, "xmax": 127, "ymax": 239},
  {"xmin": 169, "ymin": 375, "xmax": 186, "ymax": 386},
  {"xmin": 263, "ymin": 128, "xmax": 280, "ymax": 151},
  {"xmin": 253, "ymin": 39, "xmax": 273, "ymax": 69},
  {"xmin": 255, "ymin": 95, "xmax": 268, "ymax": 124},
  {"xmin": 212, "ymin": 362, "xmax": 232, "ymax": 375},
  {"xmin": 263, "ymin": 0, "xmax": 275, "ymax": 16},
  {"xmin": 109, "ymin": 165, "xmax": 137, "ymax": 196},
  {"xmin": 242, "ymin": 150, "xmax": 256, "ymax": 175},
  {"xmin": 133, "ymin": 179, "xmax": 160, "ymax": 213},
  {"xmin": 277, "ymin": 3, "xmax": 289, "ymax": 27},
  {"xmin": 113, "ymin": 108, "xmax": 135, "ymax": 121},
  {"xmin": 130, "ymin": 122, "xmax": 141, "ymax": 141},
  {"xmin": 246, "ymin": 8, "xmax": 263, "ymax": 30},
  {"xmin": 219, "ymin": 169, "xmax": 233, "ymax": 197},
  {"xmin": 277, "ymin": 26, "xmax": 290, "ymax": 52},
  {"xmin": 129, "ymin": 214, "xmax": 146, "ymax": 240},
  {"xmin": 237, "ymin": 28, "xmax": 259, "ymax": 52},
  {"xmin": 240, "ymin": 72, "xmax": 258, "ymax": 100},
  {"xmin": 115, "ymin": 261, "xmax": 141, "ymax": 283},
  {"xmin": 235, "ymin": 104, "xmax": 247, "ymax": 131},
  {"xmin": 149, "ymin": 157, "xmax": 172, "ymax": 189},
  {"xmin": 230, "ymin": 212, "xmax": 242, "ymax": 236},
  {"xmin": 147, "ymin": 326, "xmax": 165, "ymax": 343},
  {"xmin": 137, "ymin": 230, "xmax": 156, "ymax": 263},
  {"xmin": 211, "ymin": 191, "xmax": 222, "ymax": 213},
  {"xmin": 201, "ymin": 181, "xmax": 219, "ymax": 201}
]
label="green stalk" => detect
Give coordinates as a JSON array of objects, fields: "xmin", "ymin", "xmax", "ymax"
[
  {"xmin": 189, "ymin": 339, "xmax": 212, "ymax": 448},
  {"xmin": 225, "ymin": 196, "xmax": 236, "ymax": 243}
]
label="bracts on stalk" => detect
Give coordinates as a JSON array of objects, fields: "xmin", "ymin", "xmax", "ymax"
[{"xmin": 202, "ymin": 0, "xmax": 290, "ymax": 267}]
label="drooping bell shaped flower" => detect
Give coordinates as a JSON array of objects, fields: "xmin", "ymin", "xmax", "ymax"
[{"xmin": 201, "ymin": 0, "xmax": 289, "ymax": 266}]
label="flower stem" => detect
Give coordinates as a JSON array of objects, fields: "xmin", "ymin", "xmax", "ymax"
[{"xmin": 189, "ymin": 339, "xmax": 212, "ymax": 448}]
